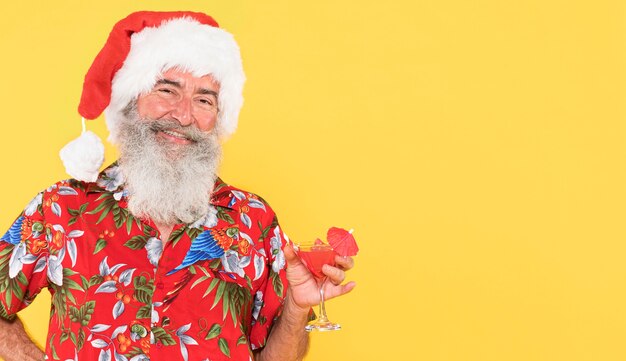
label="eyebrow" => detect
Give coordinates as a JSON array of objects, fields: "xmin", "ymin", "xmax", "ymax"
[
  {"xmin": 155, "ymin": 78, "xmax": 218, "ymax": 98},
  {"xmin": 197, "ymin": 88, "xmax": 218, "ymax": 98},
  {"xmin": 155, "ymin": 78, "xmax": 181, "ymax": 87}
]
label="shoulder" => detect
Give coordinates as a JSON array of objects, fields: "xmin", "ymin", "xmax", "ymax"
[
  {"xmin": 44, "ymin": 179, "xmax": 91, "ymax": 196},
  {"xmin": 40, "ymin": 178, "xmax": 96, "ymax": 203},
  {"xmin": 42, "ymin": 163, "xmax": 126, "ymax": 205},
  {"xmin": 210, "ymin": 178, "xmax": 281, "ymax": 232},
  {"xmin": 25, "ymin": 179, "xmax": 90, "ymax": 219},
  {"xmin": 212, "ymin": 178, "xmax": 275, "ymax": 215}
]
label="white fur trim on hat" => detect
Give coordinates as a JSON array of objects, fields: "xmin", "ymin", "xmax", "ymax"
[{"xmin": 104, "ymin": 16, "xmax": 245, "ymax": 143}]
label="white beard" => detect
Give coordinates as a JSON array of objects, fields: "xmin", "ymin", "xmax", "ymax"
[{"xmin": 115, "ymin": 104, "xmax": 222, "ymax": 225}]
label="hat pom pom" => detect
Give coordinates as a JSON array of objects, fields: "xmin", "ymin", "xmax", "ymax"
[{"xmin": 59, "ymin": 129, "xmax": 105, "ymax": 182}]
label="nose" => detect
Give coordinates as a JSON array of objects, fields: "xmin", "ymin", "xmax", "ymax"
[{"xmin": 170, "ymin": 98, "xmax": 194, "ymax": 127}]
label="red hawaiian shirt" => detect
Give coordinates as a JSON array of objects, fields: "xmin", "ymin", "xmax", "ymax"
[{"xmin": 0, "ymin": 163, "xmax": 290, "ymax": 361}]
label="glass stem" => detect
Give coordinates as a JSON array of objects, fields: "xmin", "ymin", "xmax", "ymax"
[{"xmin": 318, "ymin": 278, "xmax": 328, "ymax": 322}]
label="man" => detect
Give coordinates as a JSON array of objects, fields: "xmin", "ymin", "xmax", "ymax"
[{"xmin": 0, "ymin": 11, "xmax": 355, "ymax": 361}]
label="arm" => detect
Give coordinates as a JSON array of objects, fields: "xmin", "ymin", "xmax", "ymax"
[
  {"xmin": 253, "ymin": 289, "xmax": 310, "ymax": 361},
  {"xmin": 0, "ymin": 194, "xmax": 48, "ymax": 361},
  {"xmin": 254, "ymin": 244, "xmax": 356, "ymax": 361},
  {"xmin": 0, "ymin": 316, "xmax": 44, "ymax": 361}
]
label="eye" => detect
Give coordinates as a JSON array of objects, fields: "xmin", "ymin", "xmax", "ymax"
[
  {"xmin": 154, "ymin": 86, "xmax": 179, "ymax": 97},
  {"xmin": 196, "ymin": 96, "xmax": 218, "ymax": 110}
]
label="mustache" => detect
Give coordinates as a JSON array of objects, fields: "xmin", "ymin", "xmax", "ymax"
[{"xmin": 146, "ymin": 119, "xmax": 211, "ymax": 143}]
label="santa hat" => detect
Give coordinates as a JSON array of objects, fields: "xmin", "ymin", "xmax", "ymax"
[{"xmin": 60, "ymin": 11, "xmax": 245, "ymax": 182}]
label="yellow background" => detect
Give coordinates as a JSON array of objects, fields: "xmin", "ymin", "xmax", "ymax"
[{"xmin": 0, "ymin": 1, "xmax": 625, "ymax": 360}]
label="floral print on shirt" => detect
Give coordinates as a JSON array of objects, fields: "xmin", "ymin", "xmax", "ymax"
[{"xmin": 0, "ymin": 163, "xmax": 289, "ymax": 361}]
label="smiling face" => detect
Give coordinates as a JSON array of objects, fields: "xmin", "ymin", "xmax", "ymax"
[
  {"xmin": 136, "ymin": 68, "xmax": 221, "ymax": 145},
  {"xmin": 114, "ymin": 68, "xmax": 224, "ymax": 225},
  {"xmin": 115, "ymin": 99, "xmax": 222, "ymax": 226}
]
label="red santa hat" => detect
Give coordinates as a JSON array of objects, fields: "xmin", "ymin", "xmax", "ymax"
[{"xmin": 60, "ymin": 11, "xmax": 245, "ymax": 182}]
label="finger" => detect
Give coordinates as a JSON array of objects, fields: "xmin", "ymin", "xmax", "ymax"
[
  {"xmin": 322, "ymin": 264, "xmax": 346, "ymax": 285},
  {"xmin": 283, "ymin": 244, "xmax": 315, "ymax": 286},
  {"xmin": 283, "ymin": 243, "xmax": 304, "ymax": 269},
  {"xmin": 334, "ymin": 255, "xmax": 354, "ymax": 271},
  {"xmin": 324, "ymin": 281, "xmax": 357, "ymax": 300},
  {"xmin": 284, "ymin": 243, "xmax": 303, "ymax": 267}
]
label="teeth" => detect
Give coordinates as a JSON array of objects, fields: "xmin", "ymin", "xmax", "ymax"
[{"xmin": 161, "ymin": 130, "xmax": 189, "ymax": 140}]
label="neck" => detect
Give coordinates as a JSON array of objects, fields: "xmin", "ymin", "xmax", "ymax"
[{"xmin": 156, "ymin": 223, "xmax": 174, "ymax": 245}]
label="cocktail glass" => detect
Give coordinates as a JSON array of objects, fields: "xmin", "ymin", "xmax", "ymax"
[{"xmin": 297, "ymin": 243, "xmax": 341, "ymax": 332}]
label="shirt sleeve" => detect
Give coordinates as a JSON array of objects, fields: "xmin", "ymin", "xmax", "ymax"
[
  {"xmin": 248, "ymin": 208, "xmax": 289, "ymax": 350},
  {"xmin": 0, "ymin": 192, "xmax": 49, "ymax": 320}
]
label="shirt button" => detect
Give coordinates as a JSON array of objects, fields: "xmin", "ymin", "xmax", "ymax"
[{"xmin": 156, "ymin": 282, "xmax": 164, "ymax": 289}]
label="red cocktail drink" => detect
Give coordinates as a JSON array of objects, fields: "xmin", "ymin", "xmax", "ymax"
[
  {"xmin": 298, "ymin": 245, "xmax": 336, "ymax": 279},
  {"xmin": 297, "ymin": 242, "xmax": 341, "ymax": 332},
  {"xmin": 297, "ymin": 227, "xmax": 357, "ymax": 332}
]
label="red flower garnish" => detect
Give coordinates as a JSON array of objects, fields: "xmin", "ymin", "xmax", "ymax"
[{"xmin": 327, "ymin": 227, "xmax": 359, "ymax": 256}]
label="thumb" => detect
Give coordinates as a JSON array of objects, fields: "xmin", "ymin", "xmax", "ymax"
[{"xmin": 284, "ymin": 243, "xmax": 302, "ymax": 267}]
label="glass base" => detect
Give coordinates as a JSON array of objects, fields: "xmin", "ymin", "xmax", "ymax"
[{"xmin": 305, "ymin": 318, "xmax": 341, "ymax": 332}]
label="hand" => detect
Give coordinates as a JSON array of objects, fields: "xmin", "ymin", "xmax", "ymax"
[{"xmin": 283, "ymin": 244, "xmax": 356, "ymax": 312}]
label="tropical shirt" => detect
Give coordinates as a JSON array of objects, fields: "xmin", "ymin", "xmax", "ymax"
[{"xmin": 0, "ymin": 163, "xmax": 290, "ymax": 361}]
